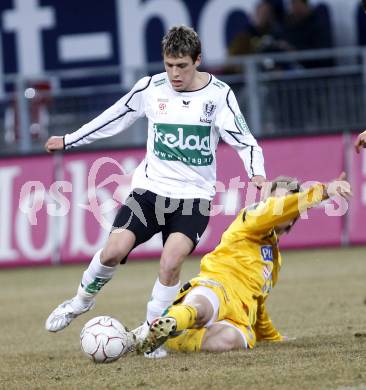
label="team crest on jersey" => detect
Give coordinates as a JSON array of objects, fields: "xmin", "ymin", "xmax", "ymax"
[
  {"xmin": 202, "ymin": 100, "xmax": 216, "ymax": 117},
  {"xmin": 260, "ymin": 245, "xmax": 273, "ymax": 262},
  {"xmin": 200, "ymin": 100, "xmax": 216, "ymax": 124}
]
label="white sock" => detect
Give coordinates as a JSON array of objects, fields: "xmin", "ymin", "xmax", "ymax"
[
  {"xmin": 71, "ymin": 249, "xmax": 117, "ymax": 311},
  {"xmin": 146, "ymin": 278, "xmax": 180, "ymax": 324}
]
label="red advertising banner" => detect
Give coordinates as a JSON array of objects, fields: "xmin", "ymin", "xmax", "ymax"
[
  {"xmin": 0, "ymin": 134, "xmax": 361, "ymax": 268},
  {"xmin": 0, "ymin": 155, "xmax": 55, "ymax": 267}
]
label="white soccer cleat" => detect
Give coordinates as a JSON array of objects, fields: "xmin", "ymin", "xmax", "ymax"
[
  {"xmin": 129, "ymin": 321, "xmax": 149, "ymax": 352},
  {"xmin": 144, "ymin": 346, "xmax": 168, "ymax": 359},
  {"xmin": 139, "ymin": 317, "xmax": 177, "ymax": 354},
  {"xmin": 131, "ymin": 321, "xmax": 149, "ymax": 343},
  {"xmin": 45, "ymin": 298, "xmax": 95, "ymax": 332}
]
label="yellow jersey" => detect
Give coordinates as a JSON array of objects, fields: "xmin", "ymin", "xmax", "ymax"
[{"xmin": 198, "ymin": 183, "xmax": 326, "ymax": 326}]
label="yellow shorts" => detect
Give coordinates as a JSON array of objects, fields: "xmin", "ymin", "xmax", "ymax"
[{"xmin": 173, "ymin": 276, "xmax": 256, "ymax": 349}]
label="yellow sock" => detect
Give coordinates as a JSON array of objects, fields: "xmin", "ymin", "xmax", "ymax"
[
  {"xmin": 165, "ymin": 304, "xmax": 197, "ymax": 331},
  {"xmin": 166, "ymin": 328, "xmax": 206, "ymax": 352}
]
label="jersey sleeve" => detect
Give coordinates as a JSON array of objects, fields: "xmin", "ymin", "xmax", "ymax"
[
  {"xmin": 254, "ymin": 298, "xmax": 282, "ymax": 342},
  {"xmin": 215, "ymin": 88, "xmax": 265, "ymax": 179},
  {"xmin": 245, "ymin": 183, "xmax": 326, "ymax": 234},
  {"xmin": 64, "ymin": 76, "xmax": 151, "ymax": 149}
]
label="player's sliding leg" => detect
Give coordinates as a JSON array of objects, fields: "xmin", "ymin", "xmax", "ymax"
[
  {"xmin": 131, "ymin": 277, "xmax": 181, "ymax": 358},
  {"xmin": 166, "ymin": 323, "xmax": 248, "ymax": 352},
  {"xmin": 165, "ymin": 328, "xmax": 207, "ymax": 352},
  {"xmin": 138, "ymin": 286, "xmax": 217, "ymax": 353},
  {"xmin": 200, "ymin": 323, "xmax": 248, "ymax": 351},
  {"xmin": 45, "ymin": 229, "xmax": 135, "ymax": 332}
]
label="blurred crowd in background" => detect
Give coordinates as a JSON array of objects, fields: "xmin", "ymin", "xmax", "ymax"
[
  {"xmin": 2, "ymin": 0, "xmax": 366, "ymax": 153},
  {"xmin": 227, "ymin": 0, "xmax": 333, "ymax": 70}
]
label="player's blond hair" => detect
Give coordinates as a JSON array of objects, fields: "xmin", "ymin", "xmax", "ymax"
[
  {"xmin": 270, "ymin": 176, "xmax": 301, "ymax": 195},
  {"xmin": 162, "ymin": 25, "xmax": 201, "ymax": 62}
]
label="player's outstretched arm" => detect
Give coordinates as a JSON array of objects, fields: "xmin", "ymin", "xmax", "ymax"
[
  {"xmin": 254, "ymin": 299, "xmax": 282, "ymax": 342},
  {"xmin": 325, "ymin": 172, "xmax": 352, "ymax": 200},
  {"xmin": 355, "ymin": 130, "xmax": 366, "ymax": 154},
  {"xmin": 45, "ymin": 136, "xmax": 64, "ymax": 153}
]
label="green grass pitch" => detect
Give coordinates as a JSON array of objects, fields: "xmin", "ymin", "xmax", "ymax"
[{"xmin": 0, "ymin": 247, "xmax": 365, "ymax": 390}]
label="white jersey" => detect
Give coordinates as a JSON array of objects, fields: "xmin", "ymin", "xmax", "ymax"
[{"xmin": 64, "ymin": 72, "xmax": 265, "ymax": 200}]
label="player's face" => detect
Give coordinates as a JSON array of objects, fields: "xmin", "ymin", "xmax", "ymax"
[
  {"xmin": 164, "ymin": 54, "xmax": 201, "ymax": 91},
  {"xmin": 275, "ymin": 219, "xmax": 297, "ymax": 235}
]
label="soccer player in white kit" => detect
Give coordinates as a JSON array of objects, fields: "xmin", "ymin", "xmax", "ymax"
[{"xmin": 44, "ymin": 25, "xmax": 266, "ymax": 357}]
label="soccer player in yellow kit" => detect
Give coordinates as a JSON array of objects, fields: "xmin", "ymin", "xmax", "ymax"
[{"xmin": 138, "ymin": 173, "xmax": 352, "ymax": 354}]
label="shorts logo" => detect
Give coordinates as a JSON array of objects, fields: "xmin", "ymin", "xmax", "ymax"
[
  {"xmin": 153, "ymin": 123, "xmax": 213, "ymax": 166},
  {"xmin": 261, "ymin": 245, "xmax": 273, "ymax": 262}
]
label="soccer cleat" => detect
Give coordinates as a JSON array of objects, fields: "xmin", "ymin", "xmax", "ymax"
[
  {"xmin": 45, "ymin": 298, "xmax": 95, "ymax": 332},
  {"xmin": 144, "ymin": 346, "xmax": 168, "ymax": 359},
  {"xmin": 131, "ymin": 321, "xmax": 149, "ymax": 343},
  {"xmin": 139, "ymin": 317, "xmax": 177, "ymax": 354},
  {"xmin": 128, "ymin": 321, "xmax": 149, "ymax": 352}
]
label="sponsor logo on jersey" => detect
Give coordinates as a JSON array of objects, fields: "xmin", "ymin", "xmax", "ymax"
[
  {"xmin": 234, "ymin": 114, "xmax": 251, "ymax": 135},
  {"xmin": 153, "ymin": 123, "xmax": 213, "ymax": 166},
  {"xmin": 200, "ymin": 117, "xmax": 212, "ymax": 124},
  {"xmin": 157, "ymin": 102, "xmax": 167, "ymax": 115},
  {"xmin": 182, "ymin": 99, "xmax": 191, "ymax": 107},
  {"xmin": 154, "ymin": 78, "xmax": 167, "ymax": 87},
  {"xmin": 213, "ymin": 81, "xmax": 226, "ymax": 89},
  {"xmin": 260, "ymin": 245, "xmax": 273, "ymax": 262}
]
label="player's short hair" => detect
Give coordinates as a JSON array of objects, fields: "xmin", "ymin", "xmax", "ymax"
[
  {"xmin": 162, "ymin": 25, "xmax": 201, "ymax": 62},
  {"xmin": 270, "ymin": 176, "xmax": 301, "ymax": 195},
  {"xmin": 270, "ymin": 176, "xmax": 302, "ymax": 233}
]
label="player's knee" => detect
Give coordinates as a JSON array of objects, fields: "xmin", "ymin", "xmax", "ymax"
[
  {"xmin": 219, "ymin": 327, "xmax": 244, "ymax": 351},
  {"xmin": 159, "ymin": 255, "xmax": 182, "ymax": 282},
  {"xmin": 100, "ymin": 245, "xmax": 127, "ymax": 266},
  {"xmin": 194, "ymin": 304, "xmax": 212, "ymax": 327},
  {"xmin": 204, "ymin": 327, "xmax": 244, "ymax": 352},
  {"xmin": 160, "ymin": 246, "xmax": 185, "ymax": 265},
  {"xmin": 161, "ymin": 234, "xmax": 193, "ymax": 267},
  {"xmin": 159, "ymin": 262, "xmax": 181, "ymax": 284}
]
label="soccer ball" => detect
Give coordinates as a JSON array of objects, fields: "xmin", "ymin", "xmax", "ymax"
[{"xmin": 80, "ymin": 316, "xmax": 133, "ymax": 363}]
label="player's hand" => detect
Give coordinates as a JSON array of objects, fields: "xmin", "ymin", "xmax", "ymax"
[
  {"xmin": 45, "ymin": 136, "xmax": 64, "ymax": 153},
  {"xmin": 251, "ymin": 175, "xmax": 266, "ymax": 189},
  {"xmin": 325, "ymin": 172, "xmax": 352, "ymax": 200},
  {"xmin": 354, "ymin": 130, "xmax": 366, "ymax": 154}
]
